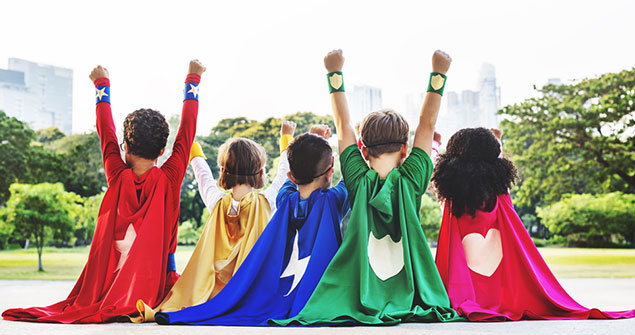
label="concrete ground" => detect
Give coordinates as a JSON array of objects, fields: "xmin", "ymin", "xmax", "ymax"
[{"xmin": 0, "ymin": 279, "xmax": 633, "ymax": 335}]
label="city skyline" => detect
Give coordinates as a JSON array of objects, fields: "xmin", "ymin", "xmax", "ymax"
[{"xmin": 1, "ymin": 0, "xmax": 633, "ymax": 135}]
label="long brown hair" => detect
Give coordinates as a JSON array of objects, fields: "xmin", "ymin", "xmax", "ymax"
[{"xmin": 217, "ymin": 138, "xmax": 267, "ymax": 190}]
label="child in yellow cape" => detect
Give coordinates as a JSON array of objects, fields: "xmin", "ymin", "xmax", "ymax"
[{"xmin": 133, "ymin": 121, "xmax": 296, "ymax": 322}]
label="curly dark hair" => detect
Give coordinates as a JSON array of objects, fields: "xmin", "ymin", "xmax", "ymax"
[
  {"xmin": 431, "ymin": 127, "xmax": 519, "ymax": 218},
  {"xmin": 287, "ymin": 133, "xmax": 332, "ymax": 185},
  {"xmin": 123, "ymin": 109, "xmax": 169, "ymax": 160}
]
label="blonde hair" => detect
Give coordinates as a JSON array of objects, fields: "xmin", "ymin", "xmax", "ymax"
[
  {"xmin": 360, "ymin": 109, "xmax": 409, "ymax": 158},
  {"xmin": 217, "ymin": 138, "xmax": 267, "ymax": 190}
]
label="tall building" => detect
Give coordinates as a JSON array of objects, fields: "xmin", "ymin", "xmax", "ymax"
[
  {"xmin": 425, "ymin": 63, "xmax": 501, "ymax": 141},
  {"xmin": 347, "ymin": 84, "xmax": 382, "ymax": 124},
  {"xmin": 0, "ymin": 58, "xmax": 73, "ymax": 134}
]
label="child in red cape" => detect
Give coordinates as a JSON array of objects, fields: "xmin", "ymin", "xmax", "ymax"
[
  {"xmin": 2, "ymin": 60, "xmax": 206, "ymax": 323},
  {"xmin": 433, "ymin": 127, "xmax": 635, "ymax": 321}
]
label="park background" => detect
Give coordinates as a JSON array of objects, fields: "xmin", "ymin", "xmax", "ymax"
[{"xmin": 0, "ymin": 0, "xmax": 633, "ymax": 292}]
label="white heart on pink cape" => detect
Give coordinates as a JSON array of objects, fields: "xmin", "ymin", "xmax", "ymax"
[{"xmin": 461, "ymin": 228, "xmax": 503, "ymax": 277}]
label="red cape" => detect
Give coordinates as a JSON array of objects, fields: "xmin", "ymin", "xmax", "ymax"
[
  {"xmin": 435, "ymin": 194, "xmax": 635, "ymax": 321},
  {"xmin": 2, "ymin": 168, "xmax": 179, "ymax": 323}
]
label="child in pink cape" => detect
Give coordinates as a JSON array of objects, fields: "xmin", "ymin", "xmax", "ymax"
[{"xmin": 433, "ymin": 127, "xmax": 635, "ymax": 321}]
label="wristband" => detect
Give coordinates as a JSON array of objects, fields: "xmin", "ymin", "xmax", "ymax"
[
  {"xmin": 280, "ymin": 134, "xmax": 293, "ymax": 153},
  {"xmin": 427, "ymin": 72, "xmax": 447, "ymax": 96},
  {"xmin": 184, "ymin": 82, "xmax": 199, "ymax": 101},
  {"xmin": 327, "ymin": 71, "xmax": 345, "ymax": 93},
  {"xmin": 167, "ymin": 253, "xmax": 176, "ymax": 272},
  {"xmin": 95, "ymin": 86, "xmax": 110, "ymax": 104},
  {"xmin": 189, "ymin": 142, "xmax": 206, "ymax": 162}
]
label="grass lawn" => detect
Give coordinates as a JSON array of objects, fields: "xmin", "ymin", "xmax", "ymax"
[{"xmin": 0, "ymin": 246, "xmax": 633, "ymax": 280}]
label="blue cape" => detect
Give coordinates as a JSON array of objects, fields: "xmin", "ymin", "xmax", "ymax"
[{"xmin": 156, "ymin": 179, "xmax": 348, "ymax": 325}]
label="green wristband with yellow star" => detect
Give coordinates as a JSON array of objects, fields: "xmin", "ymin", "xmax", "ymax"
[
  {"xmin": 427, "ymin": 72, "xmax": 447, "ymax": 96},
  {"xmin": 327, "ymin": 71, "xmax": 345, "ymax": 93}
]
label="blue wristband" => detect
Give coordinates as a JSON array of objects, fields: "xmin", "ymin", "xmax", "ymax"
[
  {"xmin": 167, "ymin": 253, "xmax": 176, "ymax": 272},
  {"xmin": 184, "ymin": 82, "xmax": 199, "ymax": 101},
  {"xmin": 95, "ymin": 86, "xmax": 110, "ymax": 104}
]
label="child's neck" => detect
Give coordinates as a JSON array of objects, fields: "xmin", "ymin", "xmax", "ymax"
[
  {"xmin": 297, "ymin": 180, "xmax": 325, "ymax": 199},
  {"xmin": 231, "ymin": 184, "xmax": 254, "ymax": 201},
  {"xmin": 368, "ymin": 152, "xmax": 403, "ymax": 179},
  {"xmin": 129, "ymin": 158, "xmax": 158, "ymax": 177}
]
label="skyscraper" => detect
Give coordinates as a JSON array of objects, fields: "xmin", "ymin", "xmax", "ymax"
[
  {"xmin": 0, "ymin": 58, "xmax": 73, "ymax": 134},
  {"xmin": 347, "ymin": 84, "xmax": 383, "ymax": 125}
]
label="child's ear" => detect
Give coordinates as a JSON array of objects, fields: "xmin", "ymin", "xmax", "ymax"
[
  {"xmin": 401, "ymin": 143, "xmax": 408, "ymax": 158},
  {"xmin": 361, "ymin": 146, "xmax": 370, "ymax": 160},
  {"xmin": 287, "ymin": 171, "xmax": 298, "ymax": 184}
]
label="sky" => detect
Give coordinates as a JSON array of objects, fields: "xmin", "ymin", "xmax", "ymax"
[{"xmin": 1, "ymin": 0, "xmax": 634, "ymax": 135}]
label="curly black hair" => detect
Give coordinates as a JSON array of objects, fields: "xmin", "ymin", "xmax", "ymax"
[
  {"xmin": 287, "ymin": 133, "xmax": 332, "ymax": 185},
  {"xmin": 431, "ymin": 127, "xmax": 519, "ymax": 218},
  {"xmin": 123, "ymin": 108, "xmax": 169, "ymax": 160}
]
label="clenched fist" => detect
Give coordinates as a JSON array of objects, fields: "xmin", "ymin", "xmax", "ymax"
[
  {"xmin": 432, "ymin": 50, "xmax": 452, "ymax": 74},
  {"xmin": 281, "ymin": 120, "xmax": 297, "ymax": 137},
  {"xmin": 309, "ymin": 124, "xmax": 332, "ymax": 140},
  {"xmin": 490, "ymin": 128, "xmax": 503, "ymax": 140},
  {"xmin": 188, "ymin": 59, "xmax": 206, "ymax": 76},
  {"xmin": 89, "ymin": 65, "xmax": 109, "ymax": 82},
  {"xmin": 324, "ymin": 49, "xmax": 344, "ymax": 73},
  {"xmin": 433, "ymin": 131, "xmax": 442, "ymax": 144}
]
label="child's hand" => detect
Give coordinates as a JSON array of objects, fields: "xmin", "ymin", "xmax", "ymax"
[
  {"xmin": 310, "ymin": 125, "xmax": 331, "ymax": 140},
  {"xmin": 324, "ymin": 49, "xmax": 344, "ymax": 72},
  {"xmin": 433, "ymin": 131, "xmax": 442, "ymax": 144},
  {"xmin": 490, "ymin": 128, "xmax": 503, "ymax": 140},
  {"xmin": 281, "ymin": 120, "xmax": 297, "ymax": 137},
  {"xmin": 89, "ymin": 65, "xmax": 109, "ymax": 82},
  {"xmin": 432, "ymin": 50, "xmax": 452, "ymax": 74},
  {"xmin": 188, "ymin": 59, "xmax": 206, "ymax": 76}
]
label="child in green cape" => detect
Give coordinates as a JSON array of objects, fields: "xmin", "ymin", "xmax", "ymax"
[{"xmin": 272, "ymin": 49, "xmax": 462, "ymax": 325}]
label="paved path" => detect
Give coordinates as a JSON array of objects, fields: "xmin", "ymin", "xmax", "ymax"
[{"xmin": 0, "ymin": 279, "xmax": 634, "ymax": 334}]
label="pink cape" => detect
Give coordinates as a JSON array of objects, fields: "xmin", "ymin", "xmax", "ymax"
[{"xmin": 435, "ymin": 194, "xmax": 635, "ymax": 321}]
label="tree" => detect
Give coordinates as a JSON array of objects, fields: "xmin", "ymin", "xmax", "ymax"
[
  {"xmin": 500, "ymin": 69, "xmax": 635, "ymax": 210},
  {"xmin": 35, "ymin": 126, "xmax": 66, "ymax": 143},
  {"xmin": 71, "ymin": 192, "xmax": 104, "ymax": 246},
  {"xmin": 45, "ymin": 132, "xmax": 107, "ymax": 197},
  {"xmin": 0, "ymin": 111, "xmax": 33, "ymax": 204},
  {"xmin": 4, "ymin": 183, "xmax": 79, "ymax": 271},
  {"xmin": 537, "ymin": 192, "xmax": 635, "ymax": 247}
]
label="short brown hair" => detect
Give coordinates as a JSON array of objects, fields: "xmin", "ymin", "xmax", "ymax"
[
  {"xmin": 287, "ymin": 133, "xmax": 333, "ymax": 185},
  {"xmin": 217, "ymin": 138, "xmax": 267, "ymax": 190},
  {"xmin": 123, "ymin": 109, "xmax": 169, "ymax": 159},
  {"xmin": 360, "ymin": 109, "xmax": 409, "ymax": 158}
]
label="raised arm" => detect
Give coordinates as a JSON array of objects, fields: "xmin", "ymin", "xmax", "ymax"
[
  {"xmin": 324, "ymin": 49, "xmax": 356, "ymax": 155},
  {"xmin": 262, "ymin": 120, "xmax": 296, "ymax": 208},
  {"xmin": 161, "ymin": 60, "xmax": 206, "ymax": 184},
  {"xmin": 189, "ymin": 142, "xmax": 225, "ymax": 211},
  {"xmin": 412, "ymin": 50, "xmax": 452, "ymax": 156},
  {"xmin": 90, "ymin": 65, "xmax": 127, "ymax": 184}
]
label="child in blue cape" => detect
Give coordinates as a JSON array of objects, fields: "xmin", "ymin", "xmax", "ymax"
[{"xmin": 155, "ymin": 125, "xmax": 349, "ymax": 326}]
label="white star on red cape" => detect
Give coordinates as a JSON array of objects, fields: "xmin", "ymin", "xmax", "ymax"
[{"xmin": 114, "ymin": 224, "xmax": 136, "ymax": 272}]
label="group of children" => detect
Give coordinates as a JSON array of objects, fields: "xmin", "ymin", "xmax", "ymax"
[{"xmin": 3, "ymin": 51, "xmax": 634, "ymax": 325}]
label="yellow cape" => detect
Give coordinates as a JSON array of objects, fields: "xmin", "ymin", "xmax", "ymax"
[{"xmin": 133, "ymin": 191, "xmax": 271, "ymax": 322}]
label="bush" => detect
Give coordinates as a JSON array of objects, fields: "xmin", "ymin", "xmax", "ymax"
[
  {"xmin": 178, "ymin": 221, "xmax": 202, "ymax": 245},
  {"xmin": 537, "ymin": 192, "xmax": 635, "ymax": 248},
  {"xmin": 420, "ymin": 193, "xmax": 443, "ymax": 245}
]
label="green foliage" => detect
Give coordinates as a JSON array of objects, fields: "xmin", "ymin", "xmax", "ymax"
[
  {"xmin": 500, "ymin": 69, "xmax": 635, "ymax": 211},
  {"xmin": 35, "ymin": 126, "xmax": 66, "ymax": 143},
  {"xmin": 45, "ymin": 132, "xmax": 107, "ymax": 197},
  {"xmin": 177, "ymin": 221, "xmax": 203, "ymax": 245},
  {"xmin": 0, "ymin": 111, "xmax": 34, "ymax": 203},
  {"xmin": 71, "ymin": 192, "xmax": 104, "ymax": 246},
  {"xmin": 537, "ymin": 192, "xmax": 635, "ymax": 248},
  {"xmin": 3, "ymin": 183, "xmax": 80, "ymax": 270},
  {"xmin": 420, "ymin": 193, "xmax": 442, "ymax": 243}
]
